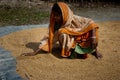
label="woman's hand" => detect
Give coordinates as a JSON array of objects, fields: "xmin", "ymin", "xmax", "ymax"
[
  {"xmin": 21, "ymin": 48, "xmax": 41, "ymax": 56},
  {"xmin": 21, "ymin": 52, "xmax": 37, "ymax": 56}
]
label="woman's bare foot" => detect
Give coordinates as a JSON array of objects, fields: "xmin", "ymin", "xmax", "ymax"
[{"xmin": 92, "ymin": 51, "xmax": 103, "ymax": 59}]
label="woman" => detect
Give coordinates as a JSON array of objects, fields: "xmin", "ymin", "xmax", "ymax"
[{"xmin": 22, "ymin": 2, "xmax": 102, "ymax": 59}]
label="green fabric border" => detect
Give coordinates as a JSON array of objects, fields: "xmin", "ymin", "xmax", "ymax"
[{"xmin": 74, "ymin": 44, "xmax": 95, "ymax": 54}]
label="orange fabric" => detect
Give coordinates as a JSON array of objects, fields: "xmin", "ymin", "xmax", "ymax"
[
  {"xmin": 40, "ymin": 43, "xmax": 49, "ymax": 52},
  {"xmin": 58, "ymin": 23, "xmax": 98, "ymax": 36},
  {"xmin": 49, "ymin": 13, "xmax": 55, "ymax": 52},
  {"xmin": 61, "ymin": 48, "xmax": 71, "ymax": 57},
  {"xmin": 75, "ymin": 28, "xmax": 98, "ymax": 48},
  {"xmin": 49, "ymin": 2, "xmax": 69, "ymax": 52},
  {"xmin": 58, "ymin": 23, "xmax": 99, "ymax": 48},
  {"xmin": 58, "ymin": 2, "xmax": 69, "ymax": 25}
]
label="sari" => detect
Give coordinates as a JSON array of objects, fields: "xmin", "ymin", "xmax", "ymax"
[{"xmin": 39, "ymin": 2, "xmax": 99, "ymax": 57}]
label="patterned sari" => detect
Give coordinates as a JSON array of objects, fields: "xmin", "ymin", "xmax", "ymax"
[{"xmin": 39, "ymin": 2, "xmax": 99, "ymax": 57}]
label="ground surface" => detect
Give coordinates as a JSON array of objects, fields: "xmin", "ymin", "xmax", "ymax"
[{"xmin": 0, "ymin": 21, "xmax": 120, "ymax": 80}]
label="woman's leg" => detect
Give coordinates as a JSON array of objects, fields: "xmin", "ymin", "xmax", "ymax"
[{"xmin": 59, "ymin": 33, "xmax": 74, "ymax": 57}]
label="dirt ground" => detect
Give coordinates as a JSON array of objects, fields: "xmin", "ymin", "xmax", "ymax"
[{"xmin": 0, "ymin": 21, "xmax": 120, "ymax": 80}]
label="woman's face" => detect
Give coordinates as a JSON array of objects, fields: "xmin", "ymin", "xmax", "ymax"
[{"xmin": 53, "ymin": 11, "xmax": 62, "ymax": 23}]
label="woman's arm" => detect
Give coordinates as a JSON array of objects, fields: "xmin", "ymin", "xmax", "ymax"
[
  {"xmin": 21, "ymin": 32, "xmax": 49, "ymax": 56},
  {"xmin": 21, "ymin": 48, "xmax": 41, "ymax": 56},
  {"xmin": 91, "ymin": 28, "xmax": 98, "ymax": 49}
]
